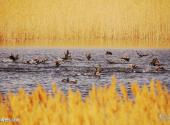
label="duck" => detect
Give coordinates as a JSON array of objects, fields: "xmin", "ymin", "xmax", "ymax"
[
  {"xmin": 136, "ymin": 51, "xmax": 148, "ymax": 58},
  {"xmin": 94, "ymin": 64, "xmax": 102, "ymax": 77},
  {"xmin": 26, "ymin": 57, "xmax": 48, "ymax": 65},
  {"xmin": 62, "ymin": 50, "xmax": 72, "ymax": 60},
  {"xmin": 61, "ymin": 78, "xmax": 78, "ymax": 84},
  {"xmin": 25, "ymin": 58, "xmax": 39, "ymax": 65},
  {"xmin": 61, "ymin": 78, "xmax": 70, "ymax": 83},
  {"xmin": 121, "ymin": 57, "xmax": 130, "ymax": 62},
  {"xmin": 39, "ymin": 57, "xmax": 48, "ymax": 64},
  {"xmin": 105, "ymin": 51, "xmax": 112, "ymax": 55},
  {"xmin": 55, "ymin": 57, "xmax": 64, "ymax": 67},
  {"xmin": 69, "ymin": 79, "xmax": 78, "ymax": 84},
  {"xmin": 155, "ymin": 66, "xmax": 165, "ymax": 72},
  {"xmin": 150, "ymin": 58, "xmax": 161, "ymax": 66},
  {"xmin": 128, "ymin": 64, "xmax": 138, "ymax": 69},
  {"xmin": 26, "ymin": 58, "xmax": 37, "ymax": 64},
  {"xmin": 95, "ymin": 70, "xmax": 101, "ymax": 77},
  {"xmin": 86, "ymin": 53, "xmax": 91, "ymax": 60},
  {"xmin": 9, "ymin": 54, "xmax": 19, "ymax": 62},
  {"xmin": 128, "ymin": 64, "xmax": 138, "ymax": 72},
  {"xmin": 55, "ymin": 61, "xmax": 60, "ymax": 67}
]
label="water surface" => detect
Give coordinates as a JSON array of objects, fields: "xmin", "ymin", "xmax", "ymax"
[{"xmin": 0, "ymin": 48, "xmax": 169, "ymax": 97}]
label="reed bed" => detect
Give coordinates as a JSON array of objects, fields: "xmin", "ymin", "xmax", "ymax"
[
  {"xmin": 0, "ymin": 0, "xmax": 170, "ymax": 48},
  {"xmin": 0, "ymin": 77, "xmax": 170, "ymax": 125}
]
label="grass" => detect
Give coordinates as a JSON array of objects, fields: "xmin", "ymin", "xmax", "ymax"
[
  {"xmin": 0, "ymin": 0, "xmax": 170, "ymax": 48},
  {"xmin": 0, "ymin": 77, "xmax": 169, "ymax": 125}
]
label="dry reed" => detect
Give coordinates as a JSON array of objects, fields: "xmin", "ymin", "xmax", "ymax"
[
  {"xmin": 0, "ymin": 77, "xmax": 170, "ymax": 125},
  {"xmin": 0, "ymin": 0, "xmax": 170, "ymax": 48}
]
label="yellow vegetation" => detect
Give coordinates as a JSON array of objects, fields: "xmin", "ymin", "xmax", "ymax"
[
  {"xmin": 0, "ymin": 77, "xmax": 170, "ymax": 125},
  {"xmin": 0, "ymin": 0, "xmax": 170, "ymax": 48}
]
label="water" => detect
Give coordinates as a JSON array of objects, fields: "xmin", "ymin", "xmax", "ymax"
[{"xmin": 0, "ymin": 48, "xmax": 170, "ymax": 97}]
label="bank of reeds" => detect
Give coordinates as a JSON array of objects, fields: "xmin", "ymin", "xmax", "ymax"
[
  {"xmin": 0, "ymin": 78, "xmax": 169, "ymax": 125},
  {"xmin": 0, "ymin": 0, "xmax": 170, "ymax": 48}
]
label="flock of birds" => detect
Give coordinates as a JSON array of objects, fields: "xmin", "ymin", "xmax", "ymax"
[
  {"xmin": 105, "ymin": 51, "xmax": 165, "ymax": 72},
  {"xmin": 0, "ymin": 50, "xmax": 166, "ymax": 84}
]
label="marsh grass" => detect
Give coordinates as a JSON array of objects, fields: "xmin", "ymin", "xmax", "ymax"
[
  {"xmin": 0, "ymin": 0, "xmax": 170, "ymax": 48},
  {"xmin": 0, "ymin": 78, "xmax": 170, "ymax": 125}
]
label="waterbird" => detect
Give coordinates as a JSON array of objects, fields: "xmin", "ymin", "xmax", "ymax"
[
  {"xmin": 9, "ymin": 54, "xmax": 19, "ymax": 62},
  {"xmin": 86, "ymin": 53, "xmax": 91, "ymax": 60},
  {"xmin": 121, "ymin": 57, "xmax": 130, "ymax": 62},
  {"xmin": 128, "ymin": 64, "xmax": 138, "ymax": 69},
  {"xmin": 39, "ymin": 57, "xmax": 48, "ymax": 64},
  {"xmin": 36, "ymin": 57, "xmax": 48, "ymax": 64},
  {"xmin": 61, "ymin": 78, "xmax": 78, "ymax": 84},
  {"xmin": 55, "ymin": 61, "xmax": 60, "ymax": 67},
  {"xmin": 66, "ymin": 50, "xmax": 71, "ymax": 59},
  {"xmin": 62, "ymin": 50, "xmax": 72, "ymax": 60},
  {"xmin": 150, "ymin": 58, "xmax": 161, "ymax": 66},
  {"xmin": 55, "ymin": 57, "xmax": 64, "ymax": 67},
  {"xmin": 26, "ymin": 57, "xmax": 48, "ymax": 65},
  {"xmin": 155, "ymin": 66, "xmax": 165, "ymax": 72},
  {"xmin": 136, "ymin": 51, "xmax": 148, "ymax": 58},
  {"xmin": 69, "ymin": 79, "xmax": 78, "ymax": 84},
  {"xmin": 61, "ymin": 78, "xmax": 70, "ymax": 83},
  {"xmin": 105, "ymin": 51, "xmax": 112, "ymax": 55},
  {"xmin": 94, "ymin": 64, "xmax": 102, "ymax": 77},
  {"xmin": 25, "ymin": 59, "xmax": 37, "ymax": 64},
  {"xmin": 128, "ymin": 64, "xmax": 138, "ymax": 72}
]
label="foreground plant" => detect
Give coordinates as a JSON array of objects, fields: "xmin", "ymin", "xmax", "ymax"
[{"xmin": 0, "ymin": 78, "xmax": 169, "ymax": 125}]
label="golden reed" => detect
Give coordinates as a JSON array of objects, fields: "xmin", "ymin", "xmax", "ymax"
[
  {"xmin": 0, "ymin": 0, "xmax": 170, "ymax": 48},
  {"xmin": 0, "ymin": 77, "xmax": 169, "ymax": 125}
]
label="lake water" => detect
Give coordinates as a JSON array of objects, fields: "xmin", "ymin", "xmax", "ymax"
[{"xmin": 0, "ymin": 48, "xmax": 170, "ymax": 97}]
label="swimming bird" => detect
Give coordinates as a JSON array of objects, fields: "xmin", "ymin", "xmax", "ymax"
[
  {"xmin": 26, "ymin": 57, "xmax": 48, "ymax": 65},
  {"xmin": 128, "ymin": 64, "xmax": 138, "ymax": 72},
  {"xmin": 62, "ymin": 50, "xmax": 72, "ymax": 60},
  {"xmin": 55, "ymin": 57, "xmax": 64, "ymax": 67},
  {"xmin": 9, "ymin": 54, "xmax": 19, "ymax": 62},
  {"xmin": 61, "ymin": 78, "xmax": 70, "ymax": 83},
  {"xmin": 105, "ymin": 51, "xmax": 112, "ymax": 55},
  {"xmin": 26, "ymin": 58, "xmax": 37, "ymax": 64},
  {"xmin": 150, "ymin": 58, "xmax": 161, "ymax": 66},
  {"xmin": 155, "ymin": 66, "xmax": 165, "ymax": 72},
  {"xmin": 69, "ymin": 79, "xmax": 78, "ymax": 84},
  {"xmin": 61, "ymin": 78, "xmax": 78, "ymax": 84},
  {"xmin": 94, "ymin": 64, "xmax": 102, "ymax": 77},
  {"xmin": 55, "ymin": 61, "xmax": 60, "ymax": 67},
  {"xmin": 86, "ymin": 53, "xmax": 91, "ymax": 60},
  {"xmin": 129, "ymin": 64, "xmax": 138, "ymax": 69},
  {"xmin": 39, "ymin": 57, "xmax": 48, "ymax": 64},
  {"xmin": 121, "ymin": 57, "xmax": 130, "ymax": 62},
  {"xmin": 136, "ymin": 51, "xmax": 148, "ymax": 58}
]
